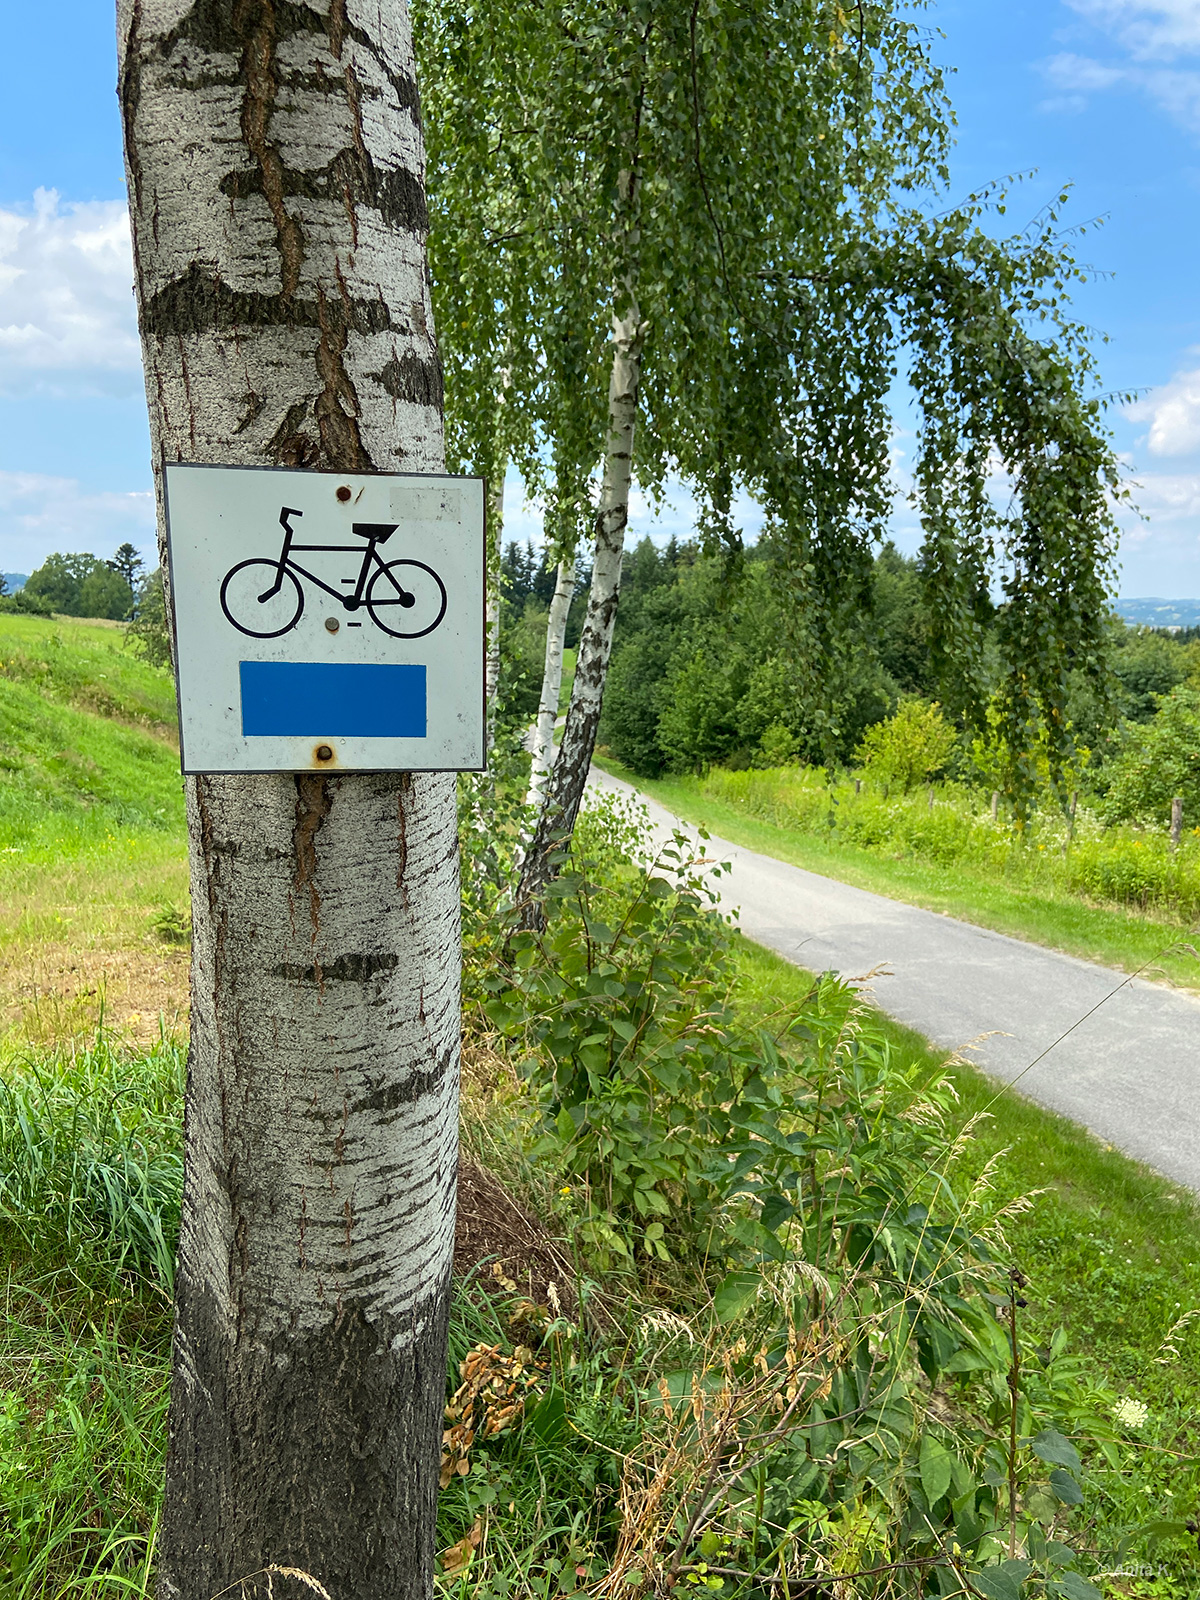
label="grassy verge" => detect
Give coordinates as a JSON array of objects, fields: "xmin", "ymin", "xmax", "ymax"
[
  {"xmin": 0, "ymin": 616, "xmax": 187, "ymax": 1044},
  {"xmin": 595, "ymin": 754, "xmax": 1200, "ymax": 992},
  {"xmin": 734, "ymin": 936, "xmax": 1200, "ymax": 1409}
]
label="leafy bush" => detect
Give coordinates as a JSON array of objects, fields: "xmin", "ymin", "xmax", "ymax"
[
  {"xmin": 855, "ymin": 697, "xmax": 957, "ymax": 792},
  {"xmin": 126, "ymin": 567, "xmax": 172, "ymax": 670},
  {"xmin": 1100, "ymin": 685, "xmax": 1200, "ymax": 827},
  {"xmin": 699, "ymin": 764, "xmax": 1200, "ymax": 921}
]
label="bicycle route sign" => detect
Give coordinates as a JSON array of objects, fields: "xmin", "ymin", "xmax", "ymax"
[{"xmin": 163, "ymin": 463, "xmax": 486, "ymax": 774}]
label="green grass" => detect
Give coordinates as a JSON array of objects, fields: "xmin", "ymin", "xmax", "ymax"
[
  {"xmin": 595, "ymin": 754, "xmax": 1200, "ymax": 992},
  {"xmin": 0, "ymin": 615, "xmax": 182, "ymax": 863},
  {"xmin": 0, "ymin": 615, "xmax": 187, "ymax": 1045}
]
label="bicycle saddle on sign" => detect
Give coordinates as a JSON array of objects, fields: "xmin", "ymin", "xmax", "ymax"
[{"xmin": 352, "ymin": 523, "xmax": 398, "ymax": 543}]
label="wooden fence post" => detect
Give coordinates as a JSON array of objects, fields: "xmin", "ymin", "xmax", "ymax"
[
  {"xmin": 1171, "ymin": 795, "xmax": 1183, "ymax": 851},
  {"xmin": 991, "ymin": 791, "xmax": 999, "ymax": 822}
]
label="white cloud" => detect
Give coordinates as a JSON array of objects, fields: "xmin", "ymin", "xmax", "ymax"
[
  {"xmin": 1043, "ymin": 51, "xmax": 1127, "ymax": 90},
  {"xmin": 0, "ymin": 189, "xmax": 140, "ymax": 397},
  {"xmin": 1039, "ymin": 50, "xmax": 1200, "ymax": 130},
  {"xmin": 0, "ymin": 469, "xmax": 155, "ymax": 574},
  {"xmin": 1042, "ymin": 0, "xmax": 1200, "ymax": 131},
  {"xmin": 1126, "ymin": 368, "xmax": 1200, "ymax": 455},
  {"xmin": 1124, "ymin": 468, "xmax": 1200, "ymax": 520},
  {"xmin": 1065, "ymin": 0, "xmax": 1200, "ymax": 62}
]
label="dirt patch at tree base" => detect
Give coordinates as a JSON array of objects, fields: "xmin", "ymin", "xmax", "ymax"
[{"xmin": 454, "ymin": 1159, "xmax": 576, "ymax": 1317}]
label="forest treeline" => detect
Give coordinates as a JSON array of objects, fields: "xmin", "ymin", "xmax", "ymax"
[{"xmin": 499, "ymin": 534, "xmax": 1199, "ymax": 824}]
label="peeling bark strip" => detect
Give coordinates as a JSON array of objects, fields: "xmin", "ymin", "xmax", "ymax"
[{"xmin": 117, "ymin": 2, "xmax": 458, "ymax": 1595}]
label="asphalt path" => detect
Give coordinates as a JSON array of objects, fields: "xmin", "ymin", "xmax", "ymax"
[{"xmin": 589, "ymin": 767, "xmax": 1200, "ymax": 1192}]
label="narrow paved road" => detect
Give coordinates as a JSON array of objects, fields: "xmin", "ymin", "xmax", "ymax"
[{"xmin": 590, "ymin": 768, "xmax": 1200, "ymax": 1192}]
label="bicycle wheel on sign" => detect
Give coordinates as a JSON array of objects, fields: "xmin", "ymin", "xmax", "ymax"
[
  {"xmin": 366, "ymin": 559, "xmax": 448, "ymax": 639},
  {"xmin": 220, "ymin": 560, "xmax": 304, "ymax": 638}
]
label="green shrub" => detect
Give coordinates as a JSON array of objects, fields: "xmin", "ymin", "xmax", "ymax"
[
  {"xmin": 697, "ymin": 763, "xmax": 1200, "ymax": 922},
  {"xmin": 855, "ymin": 697, "xmax": 957, "ymax": 792},
  {"xmin": 470, "ymin": 801, "xmax": 1134, "ymax": 1597},
  {"xmin": 1100, "ymin": 685, "xmax": 1200, "ymax": 827},
  {"xmin": 126, "ymin": 567, "xmax": 172, "ymax": 670}
]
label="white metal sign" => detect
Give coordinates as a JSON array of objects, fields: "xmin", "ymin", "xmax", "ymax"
[{"xmin": 164, "ymin": 464, "xmax": 485, "ymax": 774}]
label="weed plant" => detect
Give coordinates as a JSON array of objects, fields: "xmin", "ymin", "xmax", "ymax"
[{"xmin": 0, "ymin": 1032, "xmax": 180, "ymax": 1595}]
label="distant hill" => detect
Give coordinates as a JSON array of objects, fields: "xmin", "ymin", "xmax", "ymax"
[
  {"xmin": 1, "ymin": 573, "xmax": 27, "ymax": 593},
  {"xmin": 1115, "ymin": 597, "xmax": 1200, "ymax": 629}
]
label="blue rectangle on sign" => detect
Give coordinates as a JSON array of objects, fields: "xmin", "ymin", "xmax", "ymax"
[{"xmin": 240, "ymin": 661, "xmax": 427, "ymax": 738}]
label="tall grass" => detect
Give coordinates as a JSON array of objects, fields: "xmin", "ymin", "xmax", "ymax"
[
  {"xmin": 0, "ymin": 1032, "xmax": 181, "ymax": 1596},
  {"xmin": 0, "ymin": 1033, "xmax": 183, "ymax": 1296},
  {"xmin": 702, "ymin": 765, "xmax": 1200, "ymax": 921}
]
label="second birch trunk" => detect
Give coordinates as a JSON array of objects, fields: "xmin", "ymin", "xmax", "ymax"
[
  {"xmin": 526, "ymin": 549, "xmax": 577, "ymax": 805},
  {"xmin": 519, "ymin": 295, "xmax": 643, "ymax": 909}
]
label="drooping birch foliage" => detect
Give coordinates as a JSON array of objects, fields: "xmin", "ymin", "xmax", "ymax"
[{"xmin": 415, "ymin": 0, "xmax": 1121, "ymax": 899}]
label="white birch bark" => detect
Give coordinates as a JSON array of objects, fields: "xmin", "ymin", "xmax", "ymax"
[
  {"xmin": 519, "ymin": 288, "xmax": 643, "ymax": 909},
  {"xmin": 526, "ymin": 548, "xmax": 577, "ymax": 806},
  {"xmin": 485, "ymin": 472, "xmax": 504, "ymax": 746},
  {"xmin": 118, "ymin": 3, "xmax": 456, "ymax": 1595}
]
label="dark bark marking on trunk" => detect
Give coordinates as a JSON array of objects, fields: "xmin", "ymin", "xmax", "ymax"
[
  {"xmin": 161, "ymin": 1278, "xmax": 450, "ymax": 1598},
  {"xmin": 351, "ymin": 1050, "xmax": 451, "ymax": 1115},
  {"xmin": 396, "ymin": 773, "xmax": 410, "ymax": 892},
  {"xmin": 142, "ymin": 262, "xmax": 394, "ymax": 339},
  {"xmin": 194, "ymin": 782, "xmax": 230, "ymax": 981},
  {"xmin": 291, "ymin": 775, "xmax": 332, "ymax": 936},
  {"xmin": 370, "ymin": 351, "xmax": 444, "ymax": 409},
  {"xmin": 326, "ymin": 0, "xmax": 346, "ymax": 59},
  {"xmin": 177, "ymin": 336, "xmax": 199, "ymax": 455},
  {"xmin": 267, "ymin": 399, "xmax": 321, "ymax": 467},
  {"xmin": 118, "ymin": 0, "xmax": 147, "ymax": 215},
  {"xmin": 163, "ymin": 0, "xmax": 421, "ymax": 116},
  {"xmin": 219, "ymin": 147, "xmax": 429, "ymax": 235},
  {"xmin": 235, "ymin": 389, "xmax": 266, "ymax": 433},
  {"xmin": 314, "ymin": 278, "xmax": 371, "ymax": 471},
  {"xmin": 275, "ymin": 951, "xmax": 399, "ymax": 983},
  {"xmin": 237, "ymin": 0, "xmax": 306, "ymax": 298}
]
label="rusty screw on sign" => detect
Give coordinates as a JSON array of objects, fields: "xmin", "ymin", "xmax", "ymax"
[
  {"xmin": 336, "ymin": 485, "xmax": 352, "ymax": 502},
  {"xmin": 314, "ymin": 745, "xmax": 334, "ymax": 764}
]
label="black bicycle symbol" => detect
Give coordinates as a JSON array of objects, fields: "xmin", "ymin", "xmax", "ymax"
[{"xmin": 219, "ymin": 507, "xmax": 448, "ymax": 640}]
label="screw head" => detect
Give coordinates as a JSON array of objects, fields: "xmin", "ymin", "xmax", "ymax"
[
  {"xmin": 336, "ymin": 485, "xmax": 352, "ymax": 502},
  {"xmin": 325, "ymin": 616, "xmax": 340, "ymax": 633},
  {"xmin": 315, "ymin": 745, "xmax": 334, "ymax": 762}
]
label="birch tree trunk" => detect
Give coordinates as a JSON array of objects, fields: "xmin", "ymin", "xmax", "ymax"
[
  {"xmin": 485, "ymin": 473, "xmax": 504, "ymax": 747},
  {"xmin": 118, "ymin": 5, "xmax": 457, "ymax": 1596},
  {"xmin": 525, "ymin": 549, "xmax": 577, "ymax": 806},
  {"xmin": 518, "ymin": 291, "xmax": 643, "ymax": 909}
]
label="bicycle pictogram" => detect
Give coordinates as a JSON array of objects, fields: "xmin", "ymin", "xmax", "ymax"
[{"xmin": 219, "ymin": 507, "xmax": 448, "ymax": 640}]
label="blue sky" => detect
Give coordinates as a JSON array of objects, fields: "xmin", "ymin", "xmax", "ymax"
[{"xmin": 0, "ymin": 0, "xmax": 1197, "ymax": 596}]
